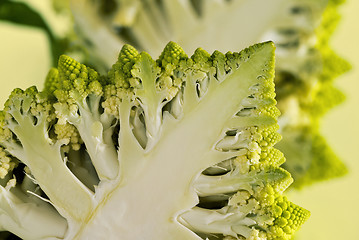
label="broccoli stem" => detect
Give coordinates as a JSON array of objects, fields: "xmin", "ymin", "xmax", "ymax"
[
  {"xmin": 195, "ymin": 167, "xmax": 291, "ymax": 197},
  {"xmin": 134, "ymin": 53, "xmax": 166, "ymax": 149},
  {"xmin": 7, "ymin": 110, "xmax": 94, "ymax": 222},
  {"xmin": 179, "ymin": 206, "xmax": 256, "ymax": 239},
  {"xmin": 0, "ymin": 186, "xmax": 67, "ymax": 240},
  {"xmin": 70, "ymin": 94, "xmax": 119, "ymax": 180}
]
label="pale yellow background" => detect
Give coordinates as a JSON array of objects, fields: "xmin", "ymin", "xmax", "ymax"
[
  {"xmin": 290, "ymin": 0, "xmax": 359, "ymax": 239},
  {"xmin": 0, "ymin": 1, "xmax": 358, "ymax": 239}
]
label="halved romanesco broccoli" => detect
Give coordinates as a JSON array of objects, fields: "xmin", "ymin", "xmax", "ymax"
[{"xmin": 0, "ymin": 42, "xmax": 309, "ymax": 239}]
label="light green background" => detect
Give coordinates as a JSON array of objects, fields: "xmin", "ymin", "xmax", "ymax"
[{"xmin": 0, "ymin": 1, "xmax": 358, "ymax": 239}]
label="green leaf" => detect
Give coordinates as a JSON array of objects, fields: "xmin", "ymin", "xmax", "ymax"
[{"xmin": 0, "ymin": 0, "xmax": 68, "ymax": 66}]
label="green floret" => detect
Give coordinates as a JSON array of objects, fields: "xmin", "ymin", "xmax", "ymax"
[
  {"xmin": 259, "ymin": 147, "xmax": 286, "ymax": 169},
  {"xmin": 309, "ymin": 83, "xmax": 346, "ymax": 117},
  {"xmin": 56, "ymin": 55, "xmax": 102, "ymax": 95},
  {"xmin": 0, "ymin": 112, "xmax": 18, "ymax": 181},
  {"xmin": 4, "ymin": 87, "xmax": 54, "ymax": 122},
  {"xmin": 50, "ymin": 55, "xmax": 118, "ymax": 180},
  {"xmin": 278, "ymin": 126, "xmax": 348, "ymax": 188},
  {"xmin": 191, "ymin": 48, "xmax": 213, "ymax": 71},
  {"xmin": 266, "ymin": 196, "xmax": 310, "ymax": 239},
  {"xmin": 54, "ymin": 122, "xmax": 83, "ymax": 151},
  {"xmin": 157, "ymin": 41, "xmax": 188, "ymax": 68},
  {"xmin": 0, "ymin": 112, "xmax": 12, "ymax": 144},
  {"xmin": 155, "ymin": 41, "xmax": 186, "ymax": 97},
  {"xmin": 319, "ymin": 48, "xmax": 351, "ymax": 83},
  {"xmin": 0, "ymin": 146, "xmax": 16, "ymax": 179},
  {"xmin": 180, "ymin": 181, "xmax": 307, "ymax": 240},
  {"xmin": 102, "ymin": 44, "xmax": 140, "ymax": 117},
  {"xmin": 108, "ymin": 43, "xmax": 140, "ymax": 89},
  {"xmin": 44, "ymin": 68, "xmax": 60, "ymax": 99},
  {"xmin": 211, "ymin": 50, "xmax": 227, "ymax": 81},
  {"xmin": 195, "ymin": 165, "xmax": 292, "ymax": 199},
  {"xmin": 259, "ymin": 125, "xmax": 282, "ymax": 147},
  {"xmin": 304, "ymin": 133, "xmax": 348, "ymax": 185}
]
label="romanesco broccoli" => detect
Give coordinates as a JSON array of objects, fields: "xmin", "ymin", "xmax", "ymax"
[{"xmin": 0, "ymin": 42, "xmax": 309, "ymax": 239}]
